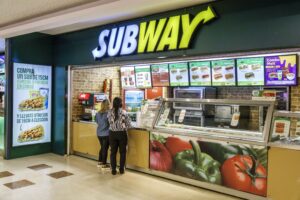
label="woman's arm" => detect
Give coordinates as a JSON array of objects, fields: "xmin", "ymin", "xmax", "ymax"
[{"xmin": 123, "ymin": 112, "xmax": 133, "ymax": 129}]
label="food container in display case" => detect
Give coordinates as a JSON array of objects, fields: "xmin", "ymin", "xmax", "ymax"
[{"xmin": 150, "ymin": 98, "xmax": 275, "ymax": 198}]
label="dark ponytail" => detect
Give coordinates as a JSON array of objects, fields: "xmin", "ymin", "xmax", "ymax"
[{"xmin": 113, "ymin": 97, "xmax": 122, "ymax": 121}]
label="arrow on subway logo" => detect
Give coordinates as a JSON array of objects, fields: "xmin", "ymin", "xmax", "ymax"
[{"xmin": 92, "ymin": 6, "xmax": 217, "ymax": 60}]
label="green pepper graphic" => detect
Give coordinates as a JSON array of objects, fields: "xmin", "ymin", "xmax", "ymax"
[{"xmin": 174, "ymin": 140, "xmax": 222, "ymax": 185}]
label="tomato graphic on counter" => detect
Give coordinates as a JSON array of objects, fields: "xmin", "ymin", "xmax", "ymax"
[
  {"xmin": 221, "ymin": 155, "xmax": 267, "ymax": 196},
  {"xmin": 150, "ymin": 140, "xmax": 173, "ymax": 172},
  {"xmin": 165, "ymin": 136, "xmax": 192, "ymax": 157}
]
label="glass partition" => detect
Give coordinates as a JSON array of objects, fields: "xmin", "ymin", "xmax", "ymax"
[{"xmin": 154, "ymin": 99, "xmax": 275, "ymax": 143}]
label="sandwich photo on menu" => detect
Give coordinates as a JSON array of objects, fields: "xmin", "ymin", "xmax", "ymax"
[
  {"xmin": 225, "ymin": 73, "xmax": 234, "ymax": 80},
  {"xmin": 245, "ymin": 72, "xmax": 255, "ymax": 79},
  {"xmin": 214, "ymin": 73, "xmax": 223, "ymax": 80}
]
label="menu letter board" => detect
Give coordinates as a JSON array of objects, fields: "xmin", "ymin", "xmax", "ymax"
[
  {"xmin": 151, "ymin": 64, "xmax": 170, "ymax": 87},
  {"xmin": 13, "ymin": 63, "xmax": 52, "ymax": 147},
  {"xmin": 237, "ymin": 57, "xmax": 264, "ymax": 86},
  {"xmin": 189, "ymin": 61, "xmax": 211, "ymax": 86},
  {"xmin": 135, "ymin": 65, "xmax": 152, "ymax": 88},
  {"xmin": 265, "ymin": 55, "xmax": 297, "ymax": 86},
  {"xmin": 211, "ymin": 59, "xmax": 236, "ymax": 86},
  {"xmin": 121, "ymin": 66, "xmax": 136, "ymax": 88},
  {"xmin": 169, "ymin": 63, "xmax": 189, "ymax": 86}
]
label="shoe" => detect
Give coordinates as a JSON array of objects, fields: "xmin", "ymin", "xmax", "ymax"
[
  {"xmin": 97, "ymin": 162, "xmax": 103, "ymax": 168},
  {"xmin": 111, "ymin": 170, "xmax": 117, "ymax": 175},
  {"xmin": 119, "ymin": 169, "xmax": 125, "ymax": 174},
  {"xmin": 101, "ymin": 164, "xmax": 110, "ymax": 169}
]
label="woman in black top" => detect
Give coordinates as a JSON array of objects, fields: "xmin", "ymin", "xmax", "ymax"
[{"xmin": 107, "ymin": 97, "xmax": 132, "ymax": 175}]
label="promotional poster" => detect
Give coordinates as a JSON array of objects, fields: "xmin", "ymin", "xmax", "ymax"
[
  {"xmin": 265, "ymin": 55, "xmax": 297, "ymax": 86},
  {"xmin": 13, "ymin": 63, "xmax": 52, "ymax": 147}
]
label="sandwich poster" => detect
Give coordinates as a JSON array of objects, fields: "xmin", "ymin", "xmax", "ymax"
[
  {"xmin": 211, "ymin": 59, "xmax": 236, "ymax": 86},
  {"xmin": 169, "ymin": 63, "xmax": 189, "ymax": 86},
  {"xmin": 236, "ymin": 57, "xmax": 264, "ymax": 86},
  {"xmin": 265, "ymin": 55, "xmax": 297, "ymax": 86},
  {"xmin": 189, "ymin": 61, "xmax": 211, "ymax": 86},
  {"xmin": 13, "ymin": 63, "xmax": 52, "ymax": 147}
]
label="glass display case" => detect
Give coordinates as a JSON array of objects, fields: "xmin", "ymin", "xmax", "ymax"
[
  {"xmin": 268, "ymin": 111, "xmax": 300, "ymax": 150},
  {"xmin": 153, "ymin": 98, "xmax": 275, "ymax": 144},
  {"xmin": 139, "ymin": 99, "xmax": 161, "ymax": 129}
]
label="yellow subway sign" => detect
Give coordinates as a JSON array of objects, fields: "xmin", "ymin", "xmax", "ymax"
[{"xmin": 92, "ymin": 6, "xmax": 216, "ymax": 60}]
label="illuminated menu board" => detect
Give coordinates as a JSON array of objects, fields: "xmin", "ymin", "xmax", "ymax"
[
  {"xmin": 121, "ymin": 66, "xmax": 136, "ymax": 88},
  {"xmin": 151, "ymin": 64, "xmax": 170, "ymax": 87},
  {"xmin": 211, "ymin": 59, "xmax": 236, "ymax": 86},
  {"xmin": 265, "ymin": 55, "xmax": 297, "ymax": 86},
  {"xmin": 237, "ymin": 57, "xmax": 264, "ymax": 86},
  {"xmin": 135, "ymin": 65, "xmax": 152, "ymax": 88},
  {"xmin": 189, "ymin": 61, "xmax": 211, "ymax": 86},
  {"xmin": 169, "ymin": 63, "xmax": 189, "ymax": 86}
]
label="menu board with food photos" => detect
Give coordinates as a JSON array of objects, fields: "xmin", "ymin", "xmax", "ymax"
[
  {"xmin": 121, "ymin": 66, "xmax": 136, "ymax": 88},
  {"xmin": 169, "ymin": 63, "xmax": 189, "ymax": 86},
  {"xmin": 135, "ymin": 65, "xmax": 152, "ymax": 88},
  {"xmin": 265, "ymin": 55, "xmax": 297, "ymax": 86},
  {"xmin": 211, "ymin": 59, "xmax": 236, "ymax": 86},
  {"xmin": 189, "ymin": 61, "xmax": 211, "ymax": 86},
  {"xmin": 151, "ymin": 64, "xmax": 170, "ymax": 87},
  {"xmin": 237, "ymin": 57, "xmax": 264, "ymax": 86}
]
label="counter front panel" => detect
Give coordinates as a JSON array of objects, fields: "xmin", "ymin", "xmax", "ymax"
[
  {"xmin": 150, "ymin": 132, "xmax": 268, "ymax": 197},
  {"xmin": 72, "ymin": 122, "xmax": 149, "ymax": 169},
  {"xmin": 268, "ymin": 147, "xmax": 300, "ymax": 200}
]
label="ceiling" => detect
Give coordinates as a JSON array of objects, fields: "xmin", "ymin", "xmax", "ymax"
[{"xmin": 0, "ymin": 0, "xmax": 213, "ymax": 38}]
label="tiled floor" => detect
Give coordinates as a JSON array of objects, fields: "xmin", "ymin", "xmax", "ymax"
[
  {"xmin": 0, "ymin": 153, "xmax": 241, "ymax": 200},
  {"xmin": 28, "ymin": 164, "xmax": 52, "ymax": 171}
]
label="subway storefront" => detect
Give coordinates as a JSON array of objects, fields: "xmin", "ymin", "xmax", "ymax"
[{"xmin": 4, "ymin": 0, "xmax": 300, "ymax": 199}]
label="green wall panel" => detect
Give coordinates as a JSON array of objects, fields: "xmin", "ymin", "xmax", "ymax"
[
  {"xmin": 0, "ymin": 117, "xmax": 4, "ymax": 150},
  {"xmin": 7, "ymin": 33, "xmax": 57, "ymax": 159},
  {"xmin": 52, "ymin": 66, "xmax": 66, "ymax": 155}
]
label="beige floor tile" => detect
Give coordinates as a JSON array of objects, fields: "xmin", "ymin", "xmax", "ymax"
[{"xmin": 0, "ymin": 153, "xmax": 241, "ymax": 200}]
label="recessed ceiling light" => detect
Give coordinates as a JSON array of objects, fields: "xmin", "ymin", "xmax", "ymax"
[{"xmin": 157, "ymin": 56, "xmax": 167, "ymax": 59}]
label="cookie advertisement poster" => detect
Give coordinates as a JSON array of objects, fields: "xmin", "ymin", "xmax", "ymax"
[{"xmin": 12, "ymin": 63, "xmax": 52, "ymax": 147}]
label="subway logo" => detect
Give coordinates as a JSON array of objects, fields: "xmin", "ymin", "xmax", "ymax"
[{"xmin": 92, "ymin": 6, "xmax": 216, "ymax": 60}]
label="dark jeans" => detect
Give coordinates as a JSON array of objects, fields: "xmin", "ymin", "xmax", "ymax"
[
  {"xmin": 109, "ymin": 131, "xmax": 128, "ymax": 172},
  {"xmin": 97, "ymin": 136, "xmax": 109, "ymax": 164}
]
